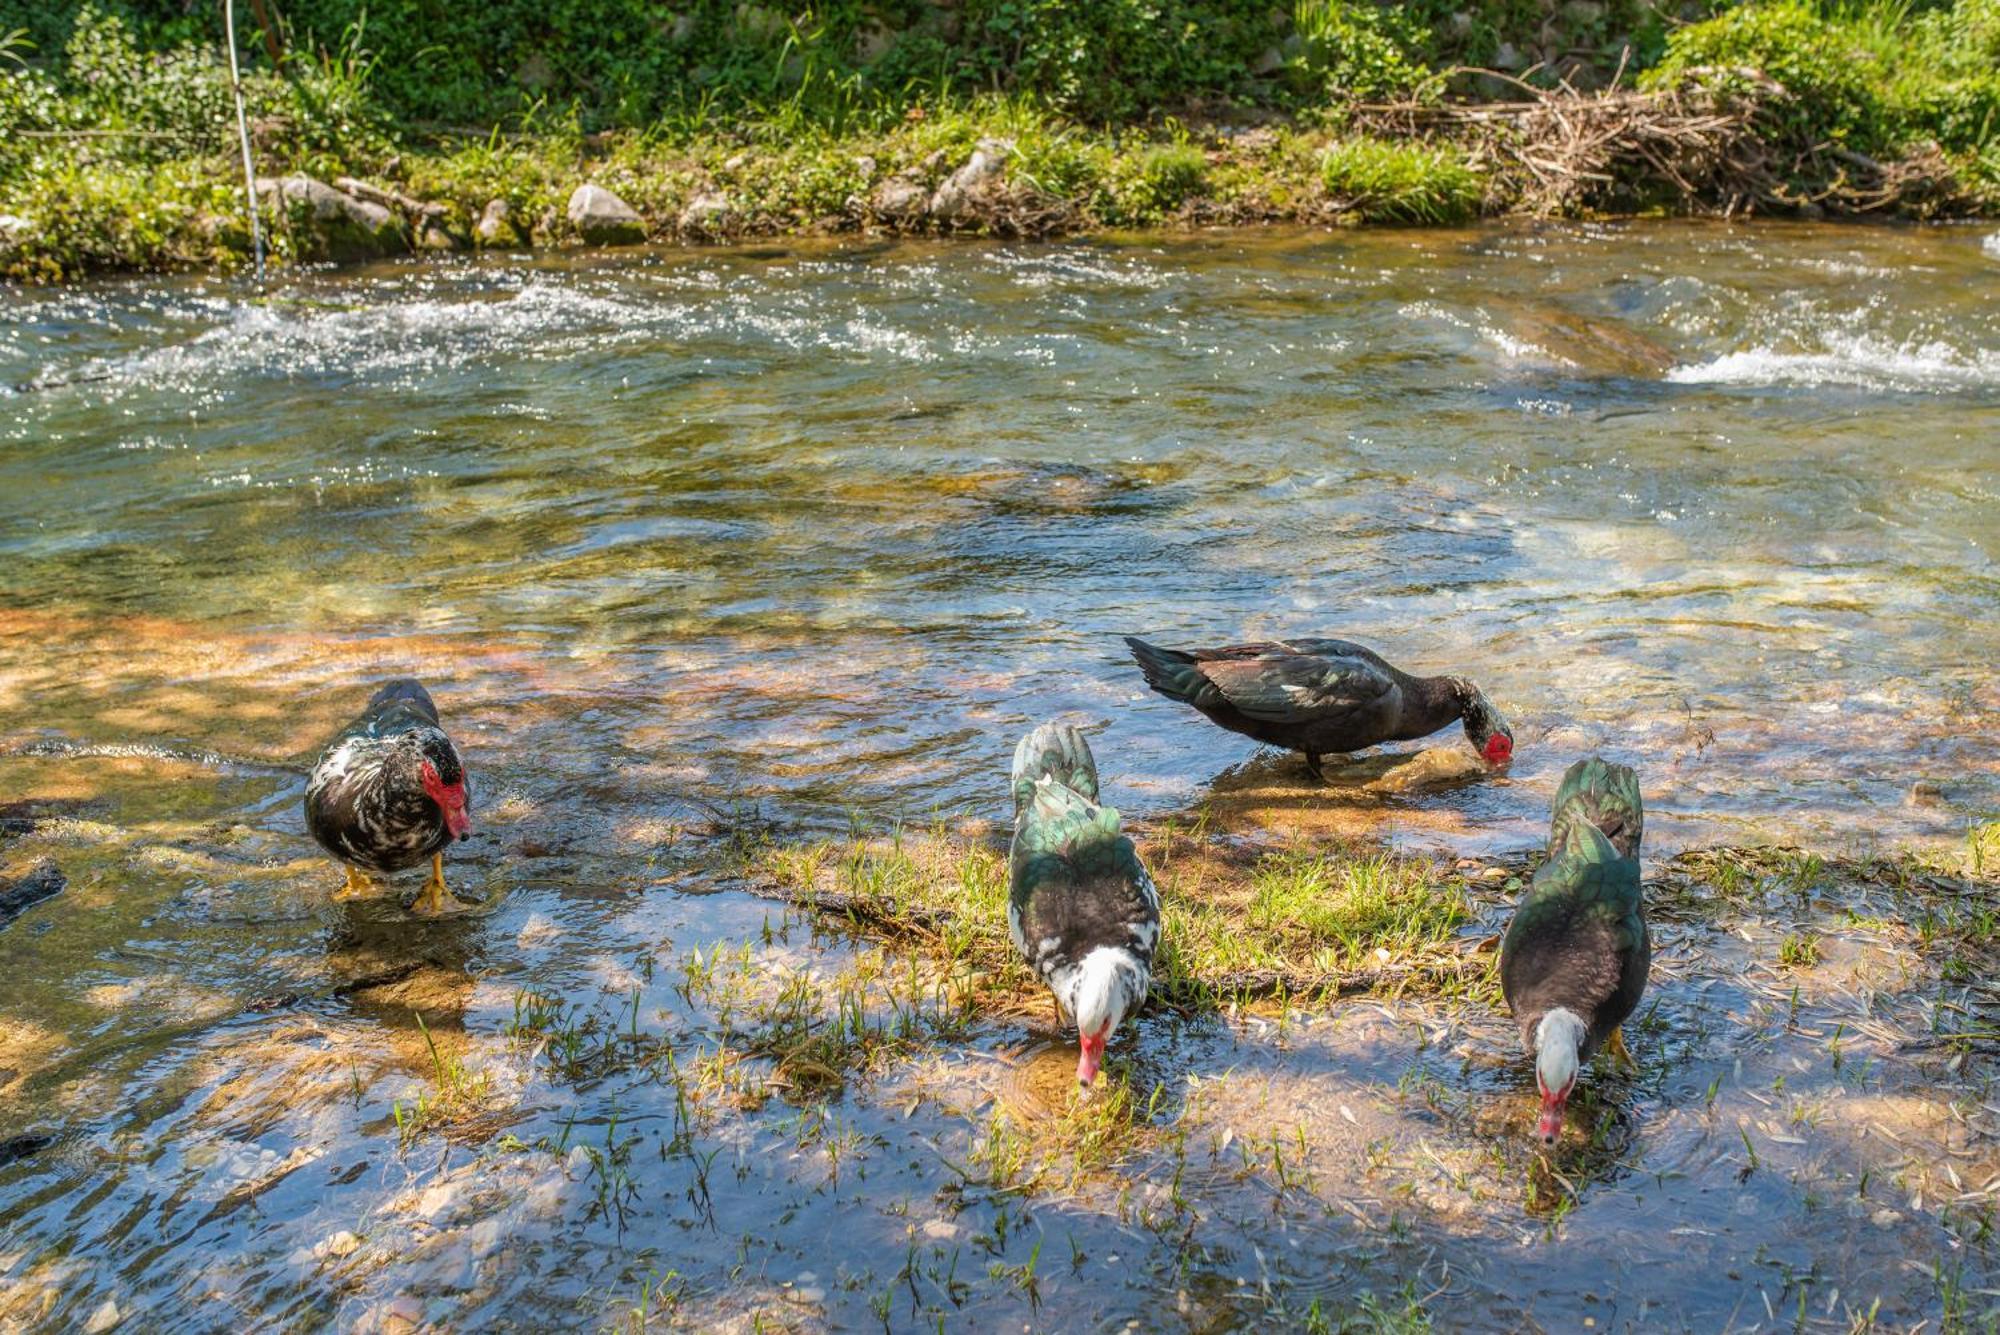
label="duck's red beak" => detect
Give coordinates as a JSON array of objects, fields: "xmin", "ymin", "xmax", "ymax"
[
  {"xmin": 1537, "ymin": 1085, "xmax": 1568, "ymax": 1144},
  {"xmin": 439, "ymin": 790, "xmax": 472, "ymax": 840},
  {"xmin": 1076, "ymin": 1028, "xmax": 1108, "ymax": 1087},
  {"xmin": 1483, "ymin": 734, "xmax": 1514, "ymax": 766}
]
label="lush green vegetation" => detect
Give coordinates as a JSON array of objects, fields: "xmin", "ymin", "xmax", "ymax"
[
  {"xmin": 0, "ymin": 0, "xmax": 1995, "ymax": 278},
  {"xmin": 1643, "ymin": 0, "xmax": 2000, "ymax": 187}
]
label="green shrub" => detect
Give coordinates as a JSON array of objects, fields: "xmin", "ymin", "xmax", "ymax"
[
  {"xmin": 61, "ymin": 7, "xmax": 236, "ymax": 154},
  {"xmin": 0, "ymin": 154, "xmax": 240, "ymax": 279},
  {"xmin": 1644, "ymin": 0, "xmax": 2000, "ymax": 157},
  {"xmin": 1644, "ymin": 1, "xmax": 1885, "ymax": 143},
  {"xmin": 1291, "ymin": 0, "xmax": 1434, "ymax": 100},
  {"xmin": 1320, "ymin": 136, "xmax": 1484, "ymax": 222}
]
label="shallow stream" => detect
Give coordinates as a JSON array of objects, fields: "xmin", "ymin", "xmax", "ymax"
[{"xmin": 2, "ymin": 222, "xmax": 1998, "ymax": 1331}]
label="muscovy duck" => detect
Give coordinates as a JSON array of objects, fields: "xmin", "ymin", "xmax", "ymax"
[
  {"xmin": 1125, "ymin": 635, "xmax": 1514, "ymax": 779},
  {"xmin": 1500, "ymin": 756, "xmax": 1649, "ymax": 1145},
  {"xmin": 1008, "ymin": 723, "xmax": 1160, "ymax": 1088},
  {"xmin": 305, "ymin": 679, "xmax": 473, "ymax": 915}
]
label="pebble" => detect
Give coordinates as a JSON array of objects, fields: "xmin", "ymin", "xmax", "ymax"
[
  {"xmin": 1872, "ymin": 1207, "xmax": 1902, "ymax": 1228},
  {"xmin": 515, "ymin": 913, "xmax": 562, "ymax": 950},
  {"xmin": 83, "ymin": 1300, "xmax": 121, "ymax": 1333},
  {"xmin": 369, "ymin": 1295, "xmax": 426, "ymax": 1334},
  {"xmin": 316, "ymin": 1230, "xmax": 361, "ymax": 1259}
]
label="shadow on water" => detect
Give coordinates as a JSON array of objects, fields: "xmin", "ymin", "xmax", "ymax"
[{"xmin": 1, "ymin": 221, "xmax": 1999, "ymax": 1329}]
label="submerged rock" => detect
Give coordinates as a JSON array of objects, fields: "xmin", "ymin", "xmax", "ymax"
[
  {"xmin": 475, "ymin": 198, "xmax": 522, "ymax": 248},
  {"xmin": 566, "ymin": 184, "xmax": 646, "ymax": 245},
  {"xmin": 929, "ymin": 137, "xmax": 1013, "ymax": 224},
  {"xmin": 256, "ymin": 174, "xmax": 407, "ymax": 262},
  {"xmin": 0, "ymin": 859, "xmax": 65, "ymax": 929}
]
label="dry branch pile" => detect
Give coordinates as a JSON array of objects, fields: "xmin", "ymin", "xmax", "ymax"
[{"xmin": 1360, "ymin": 68, "xmax": 1973, "ymax": 217}]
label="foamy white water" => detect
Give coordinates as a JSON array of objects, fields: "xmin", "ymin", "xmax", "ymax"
[{"xmin": 1667, "ymin": 332, "xmax": 2000, "ymax": 391}]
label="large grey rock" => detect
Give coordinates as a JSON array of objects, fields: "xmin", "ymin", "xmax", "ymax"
[
  {"xmin": 871, "ymin": 178, "xmax": 928, "ymax": 225},
  {"xmin": 677, "ymin": 192, "xmax": 734, "ymax": 239},
  {"xmin": 566, "ymin": 184, "xmax": 646, "ymax": 245},
  {"xmin": 256, "ymin": 174, "xmax": 406, "ymax": 261},
  {"xmin": 853, "ymin": 18, "xmax": 896, "ymax": 62},
  {"xmin": 735, "ymin": 3, "xmax": 785, "ymax": 39},
  {"xmin": 475, "ymin": 198, "xmax": 523, "ymax": 248},
  {"xmin": 333, "ymin": 175, "xmax": 442, "ymax": 223},
  {"xmin": 0, "ymin": 213, "xmax": 30, "ymax": 256},
  {"xmin": 929, "ymin": 137, "xmax": 1012, "ymax": 224}
]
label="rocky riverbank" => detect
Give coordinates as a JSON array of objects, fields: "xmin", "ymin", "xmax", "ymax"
[
  {"xmin": 2, "ymin": 0, "xmax": 1996, "ymax": 280},
  {"xmin": 5, "ymin": 98, "xmax": 1988, "ymax": 282}
]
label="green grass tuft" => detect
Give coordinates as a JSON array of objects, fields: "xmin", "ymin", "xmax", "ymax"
[{"xmin": 1321, "ymin": 137, "xmax": 1486, "ymax": 223}]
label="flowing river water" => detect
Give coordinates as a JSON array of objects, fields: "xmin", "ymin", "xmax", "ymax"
[{"xmin": 1, "ymin": 222, "xmax": 1997, "ymax": 1331}]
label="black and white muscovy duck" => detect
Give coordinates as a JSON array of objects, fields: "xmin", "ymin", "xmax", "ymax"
[
  {"xmin": 1125, "ymin": 635, "xmax": 1514, "ymax": 780},
  {"xmin": 305, "ymin": 679, "xmax": 473, "ymax": 915},
  {"xmin": 1500, "ymin": 756, "xmax": 1649, "ymax": 1145},
  {"xmin": 1008, "ymin": 723, "xmax": 1161, "ymax": 1089}
]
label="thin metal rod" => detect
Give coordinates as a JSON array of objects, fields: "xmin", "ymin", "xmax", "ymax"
[{"xmin": 222, "ymin": 0, "xmax": 266, "ymax": 283}]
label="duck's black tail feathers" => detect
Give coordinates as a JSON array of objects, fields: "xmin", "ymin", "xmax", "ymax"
[{"xmin": 1124, "ymin": 636, "xmax": 1205, "ymax": 705}]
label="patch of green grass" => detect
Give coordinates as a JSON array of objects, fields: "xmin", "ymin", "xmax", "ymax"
[
  {"xmin": 1778, "ymin": 932, "xmax": 1823, "ymax": 968},
  {"xmin": 759, "ymin": 823, "xmax": 1478, "ymax": 1015},
  {"xmin": 1302, "ymin": 1280, "xmax": 1436, "ymax": 1334},
  {"xmin": 389, "ymin": 1011, "xmax": 492, "ymax": 1148},
  {"xmin": 1099, "ymin": 137, "xmax": 1210, "ymax": 225},
  {"xmin": 968, "ymin": 1077, "xmax": 1163, "ymax": 1192},
  {"xmin": 1321, "ymin": 137, "xmax": 1486, "ymax": 223},
  {"xmin": 1969, "ymin": 820, "xmax": 2000, "ymax": 878},
  {"xmin": 1243, "ymin": 848, "xmax": 1469, "ymax": 966}
]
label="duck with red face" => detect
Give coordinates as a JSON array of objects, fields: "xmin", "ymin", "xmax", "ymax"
[
  {"xmin": 1501, "ymin": 757, "xmax": 1649, "ymax": 1146},
  {"xmin": 1007, "ymin": 723, "xmax": 1159, "ymax": 1091},
  {"xmin": 1125, "ymin": 635, "xmax": 1514, "ymax": 781},
  {"xmin": 305, "ymin": 678, "xmax": 474, "ymax": 915}
]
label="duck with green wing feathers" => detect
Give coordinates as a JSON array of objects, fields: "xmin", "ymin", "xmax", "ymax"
[
  {"xmin": 1501, "ymin": 756, "xmax": 1649, "ymax": 1145},
  {"xmin": 1008, "ymin": 723, "xmax": 1161, "ymax": 1088}
]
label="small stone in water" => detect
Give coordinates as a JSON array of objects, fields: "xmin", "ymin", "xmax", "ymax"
[
  {"xmin": 369, "ymin": 1296, "xmax": 426, "ymax": 1334},
  {"xmin": 83, "ymin": 1300, "xmax": 120, "ymax": 1333},
  {"xmin": 318, "ymin": 1229, "xmax": 361, "ymax": 1259},
  {"xmin": 1908, "ymin": 780, "xmax": 1944, "ymax": 805},
  {"xmin": 1872, "ymin": 1207, "xmax": 1902, "ymax": 1228}
]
